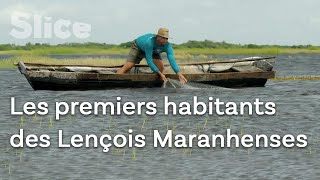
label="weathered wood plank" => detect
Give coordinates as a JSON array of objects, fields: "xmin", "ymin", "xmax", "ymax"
[
  {"xmin": 26, "ymin": 70, "xmax": 275, "ymax": 81},
  {"xmin": 20, "ymin": 56, "xmax": 275, "ymax": 68},
  {"xmin": 231, "ymin": 65, "xmax": 264, "ymax": 72}
]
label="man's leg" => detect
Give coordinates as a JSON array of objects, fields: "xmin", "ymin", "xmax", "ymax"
[
  {"xmin": 153, "ymin": 59, "xmax": 164, "ymax": 73},
  {"xmin": 117, "ymin": 62, "xmax": 135, "ymax": 74},
  {"xmin": 117, "ymin": 41, "xmax": 143, "ymax": 74}
]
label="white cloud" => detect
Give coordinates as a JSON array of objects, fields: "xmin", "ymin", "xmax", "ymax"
[
  {"xmin": 309, "ymin": 17, "xmax": 320, "ymax": 26},
  {"xmin": 1, "ymin": 0, "xmax": 320, "ymax": 45},
  {"xmin": 0, "ymin": 3, "xmax": 43, "ymax": 25},
  {"xmin": 0, "ymin": 2, "xmax": 85, "ymax": 25}
]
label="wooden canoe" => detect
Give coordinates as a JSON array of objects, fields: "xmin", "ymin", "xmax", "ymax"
[{"xmin": 17, "ymin": 57, "xmax": 276, "ymax": 90}]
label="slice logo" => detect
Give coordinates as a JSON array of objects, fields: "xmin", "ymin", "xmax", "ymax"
[{"xmin": 10, "ymin": 11, "xmax": 91, "ymax": 40}]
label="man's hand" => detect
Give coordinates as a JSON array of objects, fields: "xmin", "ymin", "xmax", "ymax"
[
  {"xmin": 177, "ymin": 72, "xmax": 187, "ymax": 84},
  {"xmin": 158, "ymin": 71, "xmax": 167, "ymax": 82}
]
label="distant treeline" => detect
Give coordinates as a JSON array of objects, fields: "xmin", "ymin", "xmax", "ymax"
[{"xmin": 0, "ymin": 41, "xmax": 319, "ymax": 51}]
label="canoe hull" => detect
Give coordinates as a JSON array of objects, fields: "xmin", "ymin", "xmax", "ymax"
[
  {"xmin": 17, "ymin": 59, "xmax": 275, "ymax": 90},
  {"xmin": 23, "ymin": 71, "xmax": 274, "ymax": 90},
  {"xmin": 28, "ymin": 78, "xmax": 268, "ymax": 90}
]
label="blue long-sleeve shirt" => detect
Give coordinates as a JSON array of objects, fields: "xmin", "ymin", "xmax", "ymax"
[{"xmin": 135, "ymin": 33, "xmax": 180, "ymax": 74}]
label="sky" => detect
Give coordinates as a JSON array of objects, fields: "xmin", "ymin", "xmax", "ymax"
[{"xmin": 1, "ymin": 0, "xmax": 320, "ymax": 45}]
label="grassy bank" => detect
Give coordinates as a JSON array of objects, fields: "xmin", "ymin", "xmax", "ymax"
[
  {"xmin": 2, "ymin": 47, "xmax": 320, "ymax": 56},
  {"xmin": 1, "ymin": 41, "xmax": 320, "ymax": 55},
  {"xmin": 0, "ymin": 40, "xmax": 319, "ymax": 69},
  {"xmin": 0, "ymin": 47, "xmax": 129, "ymax": 56},
  {"xmin": 0, "ymin": 56, "xmax": 127, "ymax": 69},
  {"xmin": 0, "ymin": 54, "xmax": 204, "ymax": 69}
]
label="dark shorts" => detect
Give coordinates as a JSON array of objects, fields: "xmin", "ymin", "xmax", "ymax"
[{"xmin": 127, "ymin": 41, "xmax": 162, "ymax": 64}]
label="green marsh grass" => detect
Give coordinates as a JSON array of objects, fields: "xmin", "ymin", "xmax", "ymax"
[
  {"xmin": 203, "ymin": 116, "xmax": 209, "ymax": 130},
  {"xmin": 182, "ymin": 148, "xmax": 192, "ymax": 156},
  {"xmin": 171, "ymin": 120, "xmax": 175, "ymax": 135},
  {"xmin": 12, "ymin": 55, "xmax": 127, "ymax": 66},
  {"xmin": 2, "ymin": 46, "xmax": 320, "ymax": 56},
  {"xmin": 131, "ymin": 149, "xmax": 137, "ymax": 160},
  {"xmin": 175, "ymin": 47, "xmax": 281, "ymax": 55},
  {"xmin": 0, "ymin": 59, "xmax": 18, "ymax": 68},
  {"xmin": 1, "ymin": 53, "xmax": 207, "ymax": 69},
  {"xmin": 4, "ymin": 50, "xmax": 320, "ymax": 70},
  {"xmin": 177, "ymin": 47, "xmax": 320, "ymax": 55},
  {"xmin": 0, "ymin": 47, "xmax": 130, "ymax": 55},
  {"xmin": 141, "ymin": 116, "xmax": 148, "ymax": 131},
  {"xmin": 122, "ymin": 149, "xmax": 126, "ymax": 160},
  {"xmin": 48, "ymin": 117, "xmax": 53, "ymax": 128},
  {"xmin": 272, "ymin": 76, "xmax": 320, "ymax": 81},
  {"xmin": 19, "ymin": 116, "xmax": 24, "ymax": 128}
]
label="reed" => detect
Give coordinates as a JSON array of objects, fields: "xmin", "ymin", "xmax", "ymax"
[
  {"xmin": 19, "ymin": 116, "xmax": 24, "ymax": 128},
  {"xmin": 0, "ymin": 59, "xmax": 17, "ymax": 68},
  {"xmin": 131, "ymin": 149, "xmax": 137, "ymax": 160},
  {"xmin": 272, "ymin": 76, "xmax": 320, "ymax": 81}
]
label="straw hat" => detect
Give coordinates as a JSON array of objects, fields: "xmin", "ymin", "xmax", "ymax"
[{"xmin": 156, "ymin": 27, "xmax": 170, "ymax": 39}]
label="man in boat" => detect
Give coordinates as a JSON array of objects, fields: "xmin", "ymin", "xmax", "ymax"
[{"xmin": 117, "ymin": 28, "xmax": 187, "ymax": 84}]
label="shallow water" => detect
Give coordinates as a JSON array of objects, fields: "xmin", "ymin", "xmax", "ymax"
[{"xmin": 0, "ymin": 54, "xmax": 320, "ymax": 179}]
